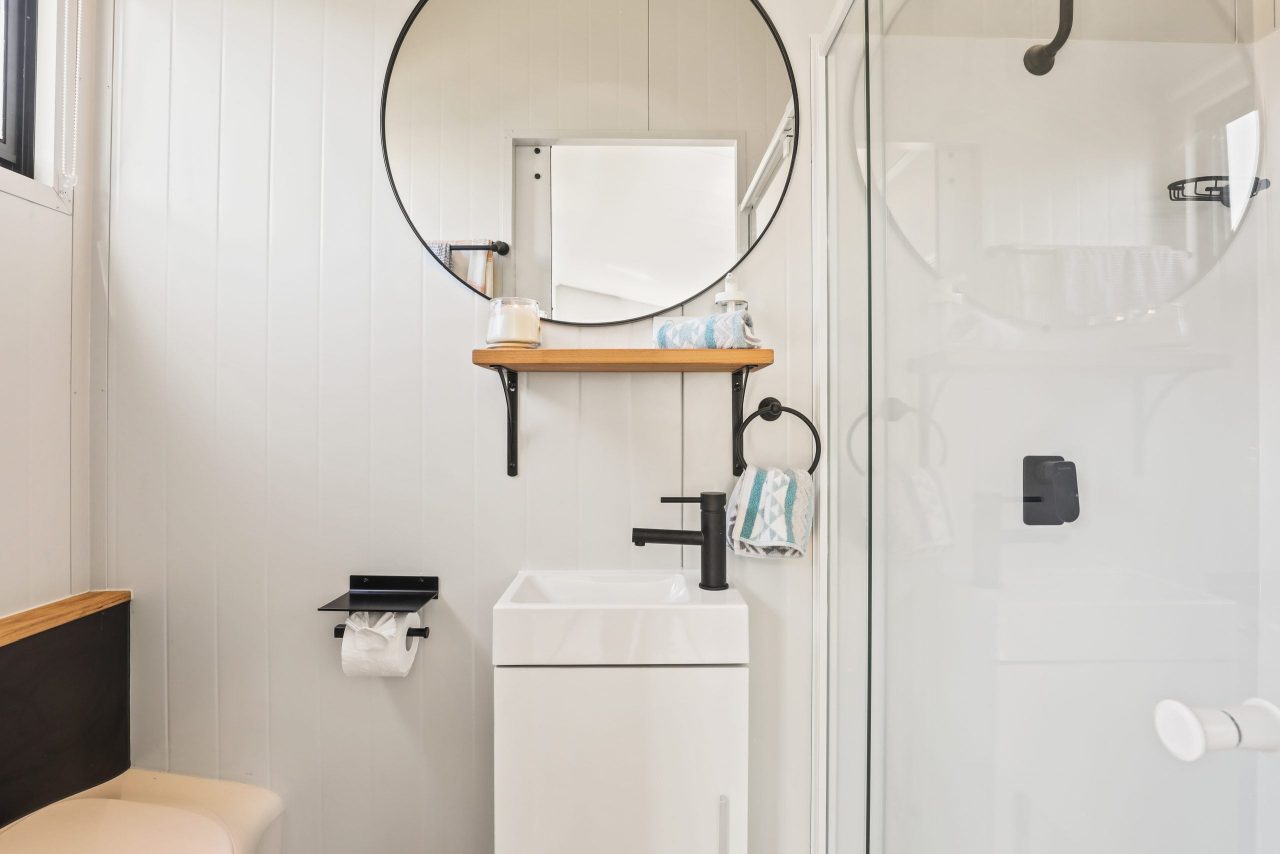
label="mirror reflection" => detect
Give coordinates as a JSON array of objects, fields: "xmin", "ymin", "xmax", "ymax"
[
  {"xmin": 859, "ymin": 14, "xmax": 1263, "ymax": 329},
  {"xmin": 383, "ymin": 0, "xmax": 796, "ymax": 324}
]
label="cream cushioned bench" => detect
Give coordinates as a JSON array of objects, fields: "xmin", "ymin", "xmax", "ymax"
[{"xmin": 0, "ymin": 769, "xmax": 283, "ymax": 854}]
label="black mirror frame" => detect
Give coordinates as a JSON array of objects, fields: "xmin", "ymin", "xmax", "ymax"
[{"xmin": 378, "ymin": 0, "xmax": 801, "ymax": 327}]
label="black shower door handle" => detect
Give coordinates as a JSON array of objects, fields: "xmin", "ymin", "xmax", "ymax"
[{"xmin": 1024, "ymin": 456, "xmax": 1080, "ymax": 525}]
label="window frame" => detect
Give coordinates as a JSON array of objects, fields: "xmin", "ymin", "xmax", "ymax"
[{"xmin": 0, "ymin": 0, "xmax": 38, "ymax": 179}]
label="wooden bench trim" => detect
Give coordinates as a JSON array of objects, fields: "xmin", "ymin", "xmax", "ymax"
[{"xmin": 0, "ymin": 590, "xmax": 132, "ymax": 648}]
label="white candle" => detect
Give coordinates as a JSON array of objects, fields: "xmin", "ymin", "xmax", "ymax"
[{"xmin": 486, "ymin": 298, "xmax": 542, "ymax": 347}]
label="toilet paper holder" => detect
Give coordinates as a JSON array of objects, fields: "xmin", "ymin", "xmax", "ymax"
[
  {"xmin": 318, "ymin": 575, "xmax": 438, "ymax": 640},
  {"xmin": 333, "ymin": 624, "xmax": 429, "ymax": 640}
]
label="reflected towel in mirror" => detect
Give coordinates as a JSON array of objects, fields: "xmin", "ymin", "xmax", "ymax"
[
  {"xmin": 981, "ymin": 244, "xmax": 1194, "ymax": 325},
  {"xmin": 427, "ymin": 241, "xmax": 452, "ymax": 270},
  {"xmin": 459, "ymin": 248, "xmax": 494, "ymax": 296},
  {"xmin": 427, "ymin": 241, "xmax": 496, "ymax": 296}
]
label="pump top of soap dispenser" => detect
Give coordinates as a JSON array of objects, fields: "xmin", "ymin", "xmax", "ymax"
[{"xmin": 715, "ymin": 274, "xmax": 748, "ymax": 313}]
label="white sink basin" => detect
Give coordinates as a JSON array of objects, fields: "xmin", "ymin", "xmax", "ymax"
[
  {"xmin": 493, "ymin": 571, "xmax": 749, "ymax": 666},
  {"xmin": 509, "ymin": 572, "xmax": 692, "ymax": 606}
]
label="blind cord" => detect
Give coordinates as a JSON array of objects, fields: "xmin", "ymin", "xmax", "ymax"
[{"xmin": 59, "ymin": 0, "xmax": 83, "ymax": 198}]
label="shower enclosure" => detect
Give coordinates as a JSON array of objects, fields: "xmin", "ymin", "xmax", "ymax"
[{"xmin": 820, "ymin": 1, "xmax": 1280, "ymax": 851}]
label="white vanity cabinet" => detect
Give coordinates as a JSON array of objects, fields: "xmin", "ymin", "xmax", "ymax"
[
  {"xmin": 492, "ymin": 571, "xmax": 750, "ymax": 854},
  {"xmin": 494, "ymin": 666, "xmax": 747, "ymax": 854}
]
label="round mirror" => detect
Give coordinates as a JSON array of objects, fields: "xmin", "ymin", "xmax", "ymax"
[
  {"xmin": 382, "ymin": 0, "xmax": 798, "ymax": 325},
  {"xmin": 857, "ymin": 6, "xmax": 1263, "ymax": 329}
]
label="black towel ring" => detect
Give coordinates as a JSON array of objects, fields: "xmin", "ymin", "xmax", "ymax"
[{"xmin": 736, "ymin": 397, "xmax": 822, "ymax": 476}]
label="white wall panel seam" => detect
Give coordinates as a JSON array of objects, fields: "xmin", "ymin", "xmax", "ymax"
[
  {"xmin": 161, "ymin": 0, "xmax": 176, "ymax": 771},
  {"xmin": 211, "ymin": 0, "xmax": 228, "ymax": 779},
  {"xmin": 105, "ymin": 0, "xmax": 121, "ymax": 593},
  {"xmin": 313, "ymin": 2, "xmax": 328, "ymax": 843},
  {"xmin": 261, "ymin": 0, "xmax": 278, "ymax": 790}
]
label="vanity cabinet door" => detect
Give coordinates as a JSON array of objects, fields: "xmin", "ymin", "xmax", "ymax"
[{"xmin": 494, "ymin": 665, "xmax": 748, "ymax": 854}]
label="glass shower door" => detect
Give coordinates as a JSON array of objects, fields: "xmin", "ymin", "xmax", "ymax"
[{"xmin": 826, "ymin": 1, "xmax": 1279, "ymax": 851}]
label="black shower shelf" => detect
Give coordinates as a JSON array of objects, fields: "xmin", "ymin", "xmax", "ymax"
[{"xmin": 1168, "ymin": 175, "xmax": 1271, "ymax": 208}]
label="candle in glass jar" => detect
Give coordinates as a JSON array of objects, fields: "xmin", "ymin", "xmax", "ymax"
[{"xmin": 486, "ymin": 297, "xmax": 541, "ymax": 347}]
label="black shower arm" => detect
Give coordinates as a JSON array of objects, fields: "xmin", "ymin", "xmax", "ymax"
[
  {"xmin": 1024, "ymin": 0, "xmax": 1073, "ymax": 76},
  {"xmin": 1044, "ymin": 0, "xmax": 1074, "ymax": 53}
]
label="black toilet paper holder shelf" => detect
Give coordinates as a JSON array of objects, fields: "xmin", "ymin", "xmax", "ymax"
[{"xmin": 319, "ymin": 575, "xmax": 438, "ymax": 640}]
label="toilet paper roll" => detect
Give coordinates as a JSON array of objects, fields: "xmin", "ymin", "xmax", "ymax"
[{"xmin": 340, "ymin": 611, "xmax": 421, "ymax": 678}]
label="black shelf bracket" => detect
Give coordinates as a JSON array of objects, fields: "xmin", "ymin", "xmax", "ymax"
[
  {"xmin": 488, "ymin": 361, "xmax": 765, "ymax": 478},
  {"xmin": 731, "ymin": 367, "xmax": 753, "ymax": 476},
  {"xmin": 494, "ymin": 366, "xmax": 519, "ymax": 477}
]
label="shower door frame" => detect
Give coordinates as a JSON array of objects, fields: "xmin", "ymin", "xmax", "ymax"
[
  {"xmin": 810, "ymin": 24, "xmax": 834, "ymax": 854},
  {"xmin": 811, "ymin": 1, "xmax": 878, "ymax": 852}
]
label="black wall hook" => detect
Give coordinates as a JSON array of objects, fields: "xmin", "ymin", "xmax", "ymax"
[{"xmin": 734, "ymin": 397, "xmax": 822, "ymax": 475}]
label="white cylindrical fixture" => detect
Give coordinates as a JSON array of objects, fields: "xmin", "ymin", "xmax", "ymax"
[
  {"xmin": 486, "ymin": 297, "xmax": 542, "ymax": 348},
  {"xmin": 1154, "ymin": 698, "xmax": 1280, "ymax": 762}
]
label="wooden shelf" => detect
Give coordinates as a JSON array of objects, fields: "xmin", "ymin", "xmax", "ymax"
[{"xmin": 473, "ymin": 348, "xmax": 774, "ymax": 374}]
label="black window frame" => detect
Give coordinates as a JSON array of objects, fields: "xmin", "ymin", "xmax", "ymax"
[{"xmin": 0, "ymin": 0, "xmax": 38, "ymax": 179}]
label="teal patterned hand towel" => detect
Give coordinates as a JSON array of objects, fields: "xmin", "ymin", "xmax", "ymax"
[
  {"xmin": 654, "ymin": 310, "xmax": 761, "ymax": 349},
  {"xmin": 726, "ymin": 465, "xmax": 815, "ymax": 558}
]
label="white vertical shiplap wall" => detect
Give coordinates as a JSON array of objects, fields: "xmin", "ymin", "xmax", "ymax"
[
  {"xmin": 0, "ymin": 194, "xmax": 73, "ymax": 617},
  {"xmin": 99, "ymin": 0, "xmax": 829, "ymax": 852},
  {"xmin": 0, "ymin": 0, "xmax": 110, "ymax": 619}
]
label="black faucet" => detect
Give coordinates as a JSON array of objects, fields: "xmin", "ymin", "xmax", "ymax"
[{"xmin": 632, "ymin": 493, "xmax": 728, "ymax": 591}]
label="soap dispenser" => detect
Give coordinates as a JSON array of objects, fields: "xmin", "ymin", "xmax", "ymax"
[{"xmin": 715, "ymin": 274, "xmax": 748, "ymax": 313}]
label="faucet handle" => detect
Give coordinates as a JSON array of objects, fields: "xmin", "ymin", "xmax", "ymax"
[{"xmin": 662, "ymin": 493, "xmax": 727, "ymax": 512}]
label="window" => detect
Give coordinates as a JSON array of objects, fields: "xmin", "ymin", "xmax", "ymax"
[{"xmin": 0, "ymin": 0, "xmax": 37, "ymax": 178}]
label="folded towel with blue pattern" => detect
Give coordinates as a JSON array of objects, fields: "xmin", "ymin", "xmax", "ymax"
[
  {"xmin": 726, "ymin": 465, "xmax": 815, "ymax": 558},
  {"xmin": 654, "ymin": 310, "xmax": 761, "ymax": 349}
]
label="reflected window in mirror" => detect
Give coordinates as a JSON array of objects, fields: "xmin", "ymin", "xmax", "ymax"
[
  {"xmin": 514, "ymin": 140, "xmax": 741, "ymax": 324},
  {"xmin": 859, "ymin": 6, "xmax": 1266, "ymax": 329}
]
